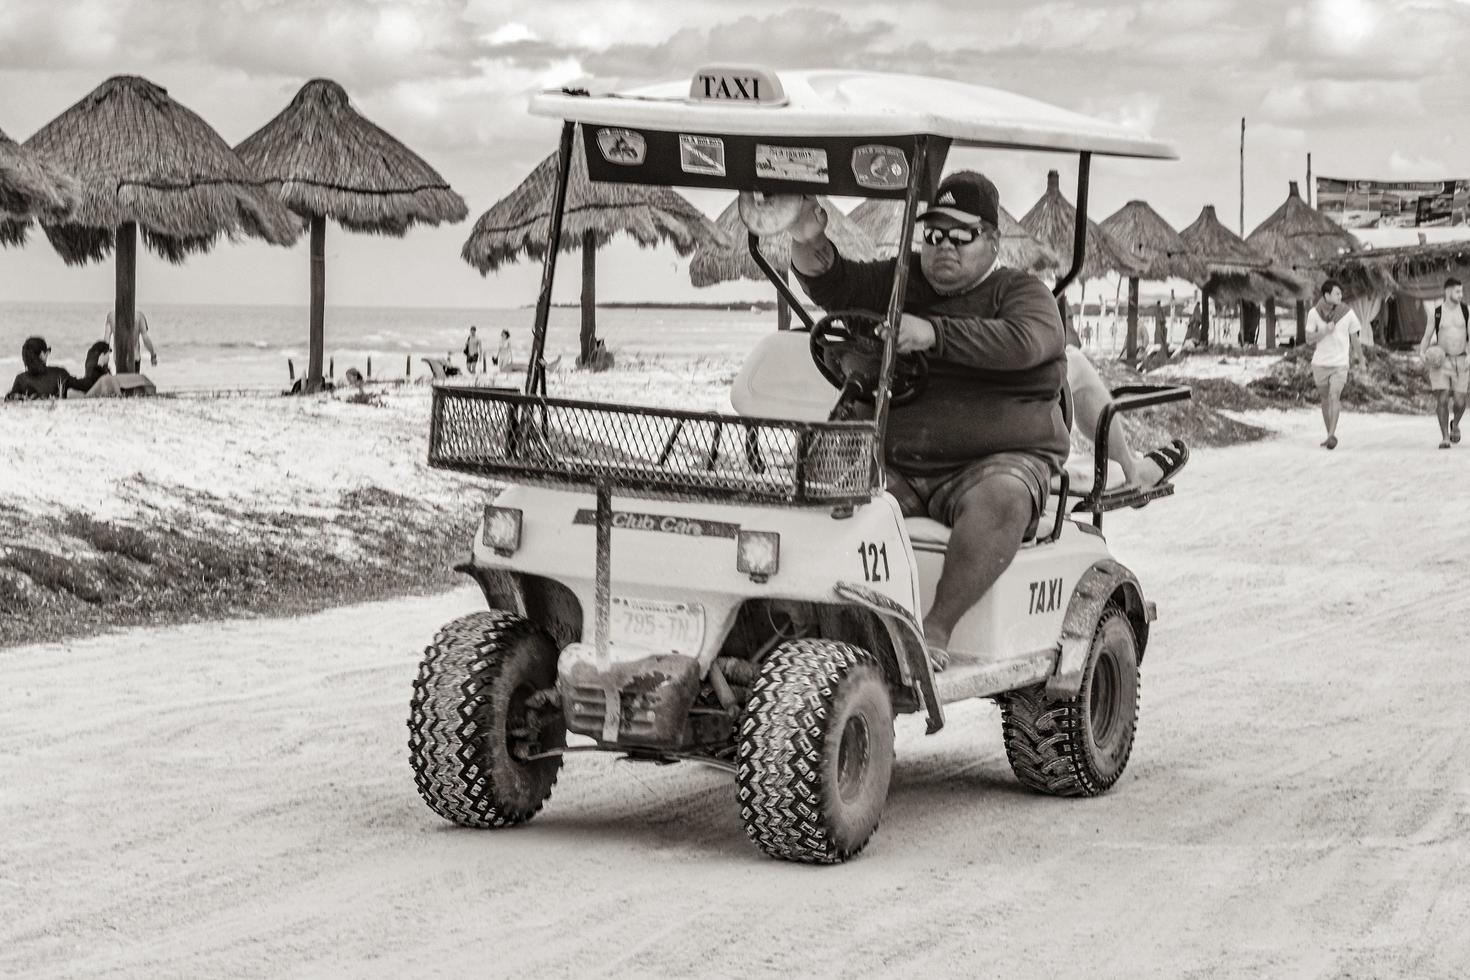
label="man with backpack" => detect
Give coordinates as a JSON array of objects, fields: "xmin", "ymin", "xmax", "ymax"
[{"xmin": 1421, "ymin": 277, "xmax": 1468, "ymax": 450}]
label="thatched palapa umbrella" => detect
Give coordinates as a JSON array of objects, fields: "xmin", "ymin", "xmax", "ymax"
[
  {"xmin": 848, "ymin": 198, "xmax": 1059, "ymax": 274},
  {"xmin": 462, "ymin": 127, "xmax": 721, "ymax": 367},
  {"xmin": 1, "ymin": 125, "xmax": 79, "ymax": 247},
  {"xmin": 1247, "ymin": 181, "xmax": 1358, "ymax": 345},
  {"xmin": 1020, "ymin": 170, "xmax": 1143, "ymax": 342},
  {"xmin": 1180, "ymin": 204, "xmax": 1297, "ymax": 345},
  {"xmin": 1100, "ymin": 200, "xmax": 1203, "ymax": 361},
  {"xmin": 237, "ymin": 79, "xmax": 468, "ymax": 391},
  {"xmin": 690, "ymin": 196, "xmax": 875, "ymax": 329},
  {"xmin": 26, "ymin": 76, "xmax": 298, "ymax": 373}
]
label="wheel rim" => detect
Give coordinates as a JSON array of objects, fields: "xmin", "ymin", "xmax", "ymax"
[
  {"xmin": 1089, "ymin": 646, "xmax": 1121, "ymax": 750},
  {"xmin": 836, "ymin": 714, "xmax": 872, "ymax": 804},
  {"xmin": 506, "ymin": 681, "xmax": 545, "ymax": 762}
]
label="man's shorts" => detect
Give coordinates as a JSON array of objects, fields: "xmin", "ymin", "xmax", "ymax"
[
  {"xmin": 885, "ymin": 450, "xmax": 1052, "ymax": 539},
  {"xmin": 1311, "ymin": 364, "xmax": 1348, "ymax": 397},
  {"xmin": 1429, "ymin": 353, "xmax": 1470, "ymax": 394}
]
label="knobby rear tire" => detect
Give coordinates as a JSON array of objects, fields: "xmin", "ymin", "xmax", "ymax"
[
  {"xmin": 999, "ymin": 604, "xmax": 1140, "ymax": 798},
  {"xmin": 407, "ymin": 610, "xmax": 565, "ymax": 828}
]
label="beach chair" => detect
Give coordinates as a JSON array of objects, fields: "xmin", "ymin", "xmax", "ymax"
[{"xmin": 422, "ymin": 357, "xmax": 461, "ymax": 381}]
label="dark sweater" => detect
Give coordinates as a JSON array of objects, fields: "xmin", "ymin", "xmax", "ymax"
[
  {"xmin": 796, "ymin": 253, "xmax": 1069, "ymax": 474},
  {"xmin": 6, "ymin": 367, "xmax": 76, "ymax": 401}
]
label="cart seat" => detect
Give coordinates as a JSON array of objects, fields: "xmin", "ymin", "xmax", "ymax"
[
  {"xmin": 730, "ymin": 331, "xmax": 836, "ymax": 422},
  {"xmin": 904, "ymin": 511, "xmax": 1056, "ymax": 549}
]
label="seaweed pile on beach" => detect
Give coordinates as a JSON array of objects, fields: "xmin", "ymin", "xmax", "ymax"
[
  {"xmin": 1093, "ymin": 359, "xmax": 1271, "ymax": 450},
  {"xmin": 1246, "ymin": 345, "xmax": 1433, "ymax": 413},
  {"xmin": 0, "ymin": 489, "xmax": 478, "ymax": 647}
]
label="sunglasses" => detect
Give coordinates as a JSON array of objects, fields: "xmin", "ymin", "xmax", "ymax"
[{"xmin": 921, "ymin": 225, "xmax": 985, "ymax": 247}]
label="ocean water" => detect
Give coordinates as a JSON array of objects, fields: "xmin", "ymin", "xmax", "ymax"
[{"xmin": 0, "ymin": 302, "xmax": 778, "ymax": 392}]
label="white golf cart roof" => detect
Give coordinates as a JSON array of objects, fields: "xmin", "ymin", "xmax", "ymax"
[{"xmin": 531, "ymin": 67, "xmax": 1176, "ymax": 160}]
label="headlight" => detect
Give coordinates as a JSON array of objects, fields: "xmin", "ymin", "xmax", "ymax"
[
  {"xmin": 736, "ymin": 530, "xmax": 780, "ymax": 582},
  {"xmin": 482, "ymin": 506, "xmax": 522, "ymax": 556}
]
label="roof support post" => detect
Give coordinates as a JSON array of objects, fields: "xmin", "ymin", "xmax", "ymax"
[
  {"xmin": 1053, "ymin": 151, "xmax": 1092, "ymax": 298},
  {"xmin": 872, "ymin": 135, "xmax": 930, "ymax": 454},
  {"xmin": 526, "ymin": 120, "xmax": 576, "ymax": 396},
  {"xmin": 746, "ymin": 232, "xmax": 815, "ymax": 329}
]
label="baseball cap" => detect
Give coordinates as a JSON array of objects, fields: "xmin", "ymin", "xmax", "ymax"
[{"xmin": 918, "ymin": 171, "xmax": 1000, "ymax": 228}]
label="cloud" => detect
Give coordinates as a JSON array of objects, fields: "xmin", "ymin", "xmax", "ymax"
[{"xmin": 1258, "ymin": 78, "xmax": 1424, "ymax": 125}]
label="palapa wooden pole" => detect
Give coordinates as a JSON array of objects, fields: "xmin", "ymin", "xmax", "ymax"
[
  {"xmin": 1201, "ymin": 290, "xmax": 1212, "ymax": 346},
  {"xmin": 1125, "ymin": 276, "xmax": 1140, "ymax": 364},
  {"xmin": 580, "ymin": 229, "xmax": 596, "ymax": 367},
  {"xmin": 115, "ymin": 221, "xmax": 137, "ymax": 374},
  {"xmin": 309, "ymin": 216, "xmax": 326, "ymax": 390},
  {"xmin": 1265, "ymin": 298, "xmax": 1277, "ymax": 347},
  {"xmin": 1295, "ymin": 299, "xmax": 1307, "ymax": 345}
]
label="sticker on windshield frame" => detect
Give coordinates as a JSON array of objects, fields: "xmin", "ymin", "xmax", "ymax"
[
  {"xmin": 852, "ymin": 145, "xmax": 909, "ymax": 190},
  {"xmin": 679, "ymin": 135, "xmax": 726, "ymax": 176},
  {"xmin": 597, "ymin": 128, "xmax": 646, "ymax": 166},
  {"xmin": 755, "ymin": 144, "xmax": 829, "ymax": 184}
]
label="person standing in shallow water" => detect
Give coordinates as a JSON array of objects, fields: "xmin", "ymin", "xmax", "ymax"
[
  {"xmin": 104, "ymin": 309, "xmax": 158, "ymax": 369},
  {"xmin": 1304, "ymin": 278, "xmax": 1362, "ymax": 450},
  {"xmin": 1421, "ymin": 278, "xmax": 1469, "ymax": 450},
  {"xmin": 463, "ymin": 325, "xmax": 482, "ymax": 375}
]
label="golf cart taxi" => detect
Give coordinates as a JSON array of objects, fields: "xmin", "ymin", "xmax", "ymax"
[{"xmin": 409, "ymin": 66, "xmax": 1191, "ymax": 863}]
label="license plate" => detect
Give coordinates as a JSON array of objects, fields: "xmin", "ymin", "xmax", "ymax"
[{"xmin": 609, "ymin": 597, "xmax": 705, "ymax": 655}]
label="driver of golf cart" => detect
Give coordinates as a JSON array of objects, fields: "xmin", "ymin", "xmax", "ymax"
[{"xmin": 789, "ymin": 171, "xmax": 1068, "ymax": 670}]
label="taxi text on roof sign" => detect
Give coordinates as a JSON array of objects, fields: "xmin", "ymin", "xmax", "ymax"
[{"xmin": 688, "ymin": 65, "xmax": 789, "ymax": 106}]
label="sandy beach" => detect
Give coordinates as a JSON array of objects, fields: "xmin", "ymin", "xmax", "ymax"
[{"xmin": 3, "ymin": 405, "xmax": 1468, "ymax": 979}]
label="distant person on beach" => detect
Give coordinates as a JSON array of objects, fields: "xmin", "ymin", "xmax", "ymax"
[
  {"xmin": 1304, "ymin": 278, "xmax": 1362, "ymax": 451},
  {"xmin": 1422, "ymin": 277, "xmax": 1469, "ymax": 449},
  {"xmin": 1080, "ymin": 323, "xmax": 1092, "ymax": 348},
  {"xmin": 464, "ymin": 326, "xmax": 482, "ymax": 375},
  {"xmin": 77, "ymin": 341, "xmax": 123, "ymax": 397},
  {"xmin": 6, "ymin": 336, "xmax": 78, "ymax": 401},
  {"xmin": 492, "ymin": 329, "xmax": 513, "ymax": 370},
  {"xmin": 103, "ymin": 309, "xmax": 158, "ymax": 369}
]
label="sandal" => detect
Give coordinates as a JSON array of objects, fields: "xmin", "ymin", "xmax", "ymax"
[{"xmin": 1144, "ymin": 439, "xmax": 1190, "ymax": 484}]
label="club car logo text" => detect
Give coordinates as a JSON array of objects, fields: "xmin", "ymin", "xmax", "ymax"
[
  {"xmin": 573, "ymin": 509, "xmax": 739, "ymax": 539},
  {"xmin": 1028, "ymin": 577, "xmax": 1065, "ymax": 615}
]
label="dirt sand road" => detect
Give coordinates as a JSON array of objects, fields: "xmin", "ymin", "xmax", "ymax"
[{"xmin": 4, "ymin": 411, "xmax": 1469, "ymax": 979}]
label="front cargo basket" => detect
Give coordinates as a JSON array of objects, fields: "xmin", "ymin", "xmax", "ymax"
[{"xmin": 429, "ymin": 386, "xmax": 881, "ymax": 506}]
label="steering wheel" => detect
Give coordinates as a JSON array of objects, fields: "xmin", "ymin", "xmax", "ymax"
[{"xmin": 808, "ymin": 310, "xmax": 928, "ymax": 407}]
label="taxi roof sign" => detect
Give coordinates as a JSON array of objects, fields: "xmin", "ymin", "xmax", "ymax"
[{"xmin": 689, "ymin": 65, "xmax": 788, "ymax": 107}]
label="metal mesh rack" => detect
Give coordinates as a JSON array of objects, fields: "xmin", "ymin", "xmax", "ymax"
[{"xmin": 429, "ymin": 386, "xmax": 881, "ymax": 505}]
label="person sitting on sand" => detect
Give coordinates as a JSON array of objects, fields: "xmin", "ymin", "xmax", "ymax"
[
  {"xmin": 76, "ymin": 341, "xmax": 123, "ymax": 397},
  {"xmin": 6, "ymin": 336, "xmax": 80, "ymax": 401}
]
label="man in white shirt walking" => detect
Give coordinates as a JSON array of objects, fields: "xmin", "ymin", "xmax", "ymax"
[
  {"xmin": 1421, "ymin": 277, "xmax": 1469, "ymax": 449},
  {"xmin": 1305, "ymin": 278, "xmax": 1363, "ymax": 450}
]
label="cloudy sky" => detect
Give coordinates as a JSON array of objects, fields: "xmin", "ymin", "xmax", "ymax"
[{"xmin": 2, "ymin": 0, "xmax": 1468, "ymax": 310}]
